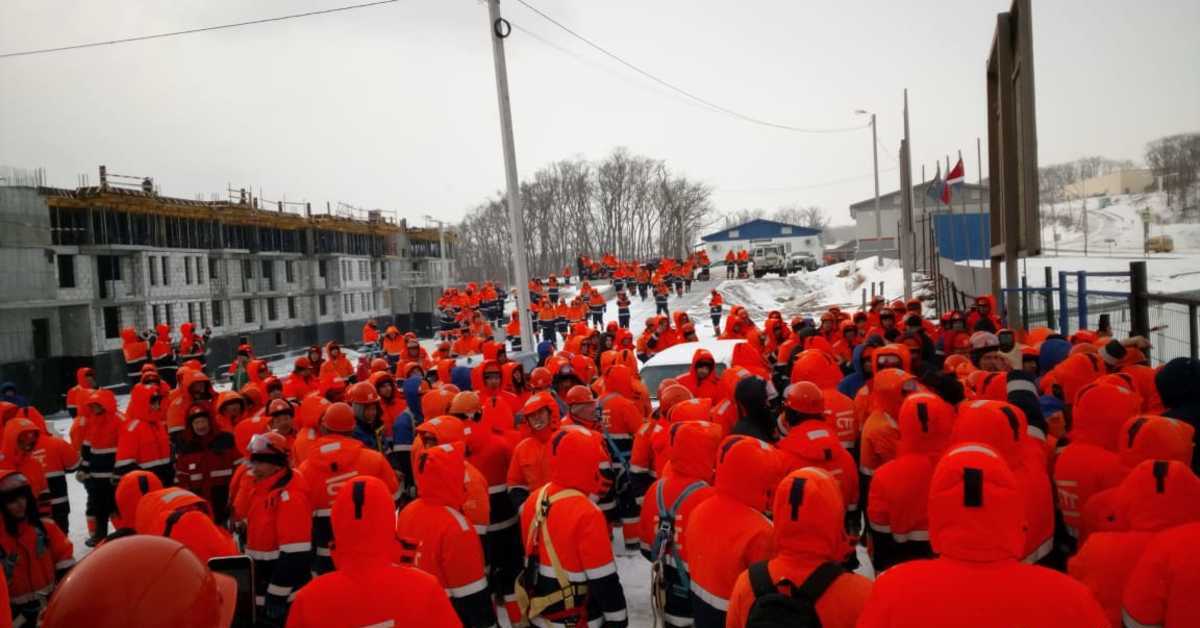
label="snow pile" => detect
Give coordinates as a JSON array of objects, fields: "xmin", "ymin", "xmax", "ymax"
[{"xmin": 1041, "ymin": 191, "xmax": 1200, "ymax": 256}]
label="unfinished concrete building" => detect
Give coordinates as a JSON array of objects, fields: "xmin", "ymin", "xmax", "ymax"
[{"xmin": 0, "ymin": 167, "xmax": 454, "ymax": 411}]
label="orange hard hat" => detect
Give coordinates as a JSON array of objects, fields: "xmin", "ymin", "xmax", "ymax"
[
  {"xmin": 370, "ymin": 358, "xmax": 389, "ymax": 372},
  {"xmin": 42, "ymin": 536, "xmax": 237, "ymax": 628},
  {"xmin": 658, "ymin": 384, "xmax": 694, "ymax": 417},
  {"xmin": 347, "ymin": 381, "xmax": 381, "ymax": 405},
  {"xmin": 656, "ymin": 378, "xmax": 680, "ymax": 400},
  {"xmin": 248, "ymin": 430, "xmax": 291, "ymax": 458},
  {"xmin": 421, "ymin": 388, "xmax": 457, "ymax": 419},
  {"xmin": 783, "ymin": 381, "xmax": 825, "ymax": 415},
  {"xmin": 528, "ymin": 367, "xmax": 553, "ymax": 389},
  {"xmin": 266, "ymin": 398, "xmax": 293, "ymax": 416},
  {"xmin": 321, "ymin": 402, "xmax": 356, "ymax": 433},
  {"xmin": 668, "ymin": 398, "xmax": 712, "ymax": 423},
  {"xmin": 565, "ymin": 385, "xmax": 595, "ymax": 405},
  {"xmin": 449, "ymin": 391, "xmax": 482, "ymax": 415}
]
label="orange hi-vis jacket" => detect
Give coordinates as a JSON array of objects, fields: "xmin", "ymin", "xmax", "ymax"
[
  {"xmin": 65, "ymin": 367, "xmax": 95, "ymax": 417},
  {"xmin": 859, "ymin": 369, "xmax": 914, "ymax": 479},
  {"xmin": 856, "ymin": 444, "xmax": 1108, "ymax": 627},
  {"xmin": 115, "ymin": 380, "xmax": 173, "ymax": 486},
  {"xmin": 79, "ymin": 389, "xmax": 121, "ymax": 481},
  {"xmin": 726, "ymin": 468, "xmax": 873, "ymax": 628},
  {"xmin": 381, "ymin": 327, "xmax": 406, "ymax": 358},
  {"xmin": 1054, "ymin": 382, "xmax": 1141, "ymax": 540},
  {"xmin": 234, "ymin": 466, "xmax": 313, "ymax": 612},
  {"xmin": 1068, "ymin": 459, "xmax": 1200, "ymax": 627},
  {"xmin": 397, "ymin": 443, "xmax": 496, "ymax": 628},
  {"xmin": 776, "ymin": 418, "xmax": 859, "ymax": 513},
  {"xmin": 517, "ymin": 427, "xmax": 628, "ymax": 627},
  {"xmin": 286, "ymin": 477, "xmax": 460, "ymax": 628},
  {"xmin": 867, "ymin": 393, "xmax": 955, "ymax": 572},
  {"xmin": 18, "ymin": 408, "xmax": 79, "ymax": 526},
  {"xmin": 684, "ymin": 436, "xmax": 779, "ymax": 628},
  {"xmin": 637, "ymin": 421, "xmax": 720, "ymax": 627},
  {"xmin": 675, "ymin": 349, "xmax": 724, "ymax": 402},
  {"xmin": 412, "ymin": 416, "xmax": 490, "ymax": 537},
  {"xmin": 0, "ymin": 471, "xmax": 73, "ymax": 621},
  {"xmin": 463, "ymin": 407, "xmax": 522, "ymax": 621},
  {"xmin": 298, "ymin": 433, "xmax": 400, "ymax": 574},
  {"xmin": 0, "ymin": 419, "xmax": 50, "ymax": 510},
  {"xmin": 790, "ymin": 350, "xmax": 858, "ymax": 451},
  {"xmin": 505, "ymin": 407, "xmax": 559, "ymax": 511},
  {"xmin": 1122, "ymin": 520, "xmax": 1200, "ymax": 628},
  {"xmin": 953, "ymin": 399, "xmax": 1056, "ymax": 564}
]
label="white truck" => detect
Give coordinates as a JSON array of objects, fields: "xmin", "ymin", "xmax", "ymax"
[{"xmin": 751, "ymin": 243, "xmax": 787, "ymax": 278}]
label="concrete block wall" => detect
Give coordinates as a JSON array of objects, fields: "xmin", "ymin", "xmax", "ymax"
[{"xmin": 52, "ymin": 248, "xmax": 96, "ymax": 302}]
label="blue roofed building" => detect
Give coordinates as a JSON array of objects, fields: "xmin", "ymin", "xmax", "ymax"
[{"xmin": 698, "ymin": 218, "xmax": 823, "ymax": 260}]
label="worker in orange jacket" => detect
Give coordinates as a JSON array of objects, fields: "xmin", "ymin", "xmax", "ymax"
[
  {"xmin": 684, "ymin": 436, "xmax": 780, "ymax": 628},
  {"xmin": 65, "ymin": 367, "xmax": 96, "ymax": 418},
  {"xmin": 232, "ymin": 431, "xmax": 313, "ymax": 625},
  {"xmin": 361, "ymin": 319, "xmax": 379, "ymax": 351},
  {"xmin": 1054, "ymin": 382, "xmax": 1141, "ymax": 543},
  {"xmin": 298, "ymin": 402, "xmax": 400, "ymax": 575},
  {"xmin": 517, "ymin": 427, "xmax": 628, "ymax": 627},
  {"xmin": 638, "ymin": 420, "xmax": 721, "ymax": 626},
  {"xmin": 857, "ymin": 368, "xmax": 916, "ymax": 520},
  {"xmin": 79, "ymin": 389, "xmax": 121, "ymax": 546},
  {"xmin": 726, "ymin": 467, "xmax": 874, "ymax": 628},
  {"xmin": 0, "ymin": 470, "xmax": 74, "ymax": 624},
  {"xmin": 1081, "ymin": 413, "xmax": 1197, "ymax": 537},
  {"xmin": 856, "ymin": 443, "xmax": 1107, "ymax": 627},
  {"xmin": 629, "ymin": 385, "xmax": 695, "ymax": 500},
  {"xmin": 11, "ymin": 407, "xmax": 80, "ymax": 535},
  {"xmin": 675, "ymin": 348, "xmax": 724, "ymax": 402},
  {"xmin": 867, "ymin": 392, "xmax": 955, "ymax": 572},
  {"xmin": 954, "ymin": 399, "xmax": 1057, "ymax": 565},
  {"xmin": 397, "ymin": 442, "xmax": 496, "ymax": 628},
  {"xmin": 109, "ymin": 469, "xmax": 162, "ymax": 540},
  {"xmin": 506, "ymin": 392, "xmax": 560, "ymax": 510},
  {"xmin": 166, "ymin": 369, "xmax": 216, "ymax": 439},
  {"xmin": 0, "ymin": 418, "xmax": 51, "ymax": 514},
  {"xmin": 1122, "ymin": 519, "xmax": 1200, "ymax": 627},
  {"xmin": 1068, "ymin": 459, "xmax": 1200, "ymax": 626},
  {"xmin": 776, "ymin": 382, "xmax": 859, "ymax": 518},
  {"xmin": 287, "ymin": 476, "xmax": 460, "ymax": 627},
  {"xmin": 132, "ymin": 485, "xmax": 238, "ymax": 562},
  {"xmin": 317, "ymin": 342, "xmax": 355, "ymax": 393},
  {"xmin": 790, "ymin": 350, "xmax": 858, "ymax": 454},
  {"xmin": 412, "ymin": 415, "xmax": 490, "ymax": 538},
  {"xmin": 119, "ymin": 326, "xmax": 150, "ymax": 385},
  {"xmin": 114, "ymin": 378, "xmax": 173, "ymax": 487}
]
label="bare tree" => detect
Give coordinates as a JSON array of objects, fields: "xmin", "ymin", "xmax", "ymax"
[
  {"xmin": 1146, "ymin": 133, "xmax": 1200, "ymax": 216},
  {"xmin": 772, "ymin": 204, "xmax": 830, "ymax": 230}
]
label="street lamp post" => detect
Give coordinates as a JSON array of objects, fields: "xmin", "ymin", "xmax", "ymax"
[{"xmin": 856, "ymin": 110, "xmax": 882, "ymax": 266}]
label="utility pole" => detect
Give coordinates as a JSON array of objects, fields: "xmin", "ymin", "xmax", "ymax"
[
  {"xmin": 1082, "ymin": 177, "xmax": 1088, "ymax": 256},
  {"xmin": 855, "ymin": 110, "xmax": 882, "ymax": 266},
  {"xmin": 486, "ymin": 0, "xmax": 535, "ymax": 353},
  {"xmin": 977, "ymin": 137, "xmax": 986, "ymax": 262},
  {"xmin": 900, "ymin": 89, "xmax": 913, "ymax": 299}
]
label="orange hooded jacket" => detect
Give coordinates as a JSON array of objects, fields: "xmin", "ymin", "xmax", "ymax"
[
  {"xmin": 506, "ymin": 393, "xmax": 560, "ymax": 510},
  {"xmin": 413, "ymin": 416, "xmax": 490, "ymax": 535},
  {"xmin": 1069, "ymin": 460, "xmax": 1200, "ymax": 626},
  {"xmin": 287, "ymin": 476, "xmax": 459, "ymax": 627},
  {"xmin": 0, "ymin": 419, "xmax": 50, "ymax": 507},
  {"xmin": 726, "ymin": 468, "xmax": 873, "ymax": 628},
  {"xmin": 396, "ymin": 443, "xmax": 495, "ymax": 627},
  {"xmin": 867, "ymin": 393, "xmax": 955, "ymax": 572},
  {"xmin": 675, "ymin": 349, "xmax": 724, "ymax": 402},
  {"xmin": 856, "ymin": 444, "xmax": 1107, "ymax": 627},
  {"xmin": 791, "ymin": 350, "xmax": 858, "ymax": 452},
  {"xmin": 684, "ymin": 436, "xmax": 779, "ymax": 628},
  {"xmin": 1122, "ymin": 520, "xmax": 1200, "ymax": 627},
  {"xmin": 236, "ymin": 463, "xmax": 313, "ymax": 610},
  {"xmin": 0, "ymin": 470, "xmax": 72, "ymax": 620}
]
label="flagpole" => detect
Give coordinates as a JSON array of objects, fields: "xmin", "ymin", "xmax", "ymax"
[
  {"xmin": 960, "ymin": 149, "xmax": 977, "ymax": 293},
  {"xmin": 977, "ymin": 137, "xmax": 986, "ymax": 280}
]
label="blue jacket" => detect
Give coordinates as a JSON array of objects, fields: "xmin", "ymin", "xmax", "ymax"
[
  {"xmin": 0, "ymin": 382, "xmax": 28, "ymax": 408},
  {"xmin": 837, "ymin": 344, "xmax": 869, "ymax": 399},
  {"xmin": 1038, "ymin": 338, "xmax": 1071, "ymax": 376}
]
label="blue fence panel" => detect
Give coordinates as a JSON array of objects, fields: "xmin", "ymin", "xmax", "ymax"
[{"xmin": 932, "ymin": 212, "xmax": 991, "ymax": 261}]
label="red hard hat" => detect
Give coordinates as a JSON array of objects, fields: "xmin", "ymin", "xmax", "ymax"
[
  {"xmin": 42, "ymin": 536, "xmax": 237, "ymax": 628},
  {"xmin": 266, "ymin": 398, "xmax": 293, "ymax": 416},
  {"xmin": 658, "ymin": 384, "xmax": 694, "ymax": 417},
  {"xmin": 248, "ymin": 430, "xmax": 291, "ymax": 457},
  {"xmin": 321, "ymin": 402, "xmax": 356, "ymax": 433},
  {"xmin": 565, "ymin": 385, "xmax": 595, "ymax": 405},
  {"xmin": 528, "ymin": 367, "xmax": 553, "ymax": 389},
  {"xmin": 347, "ymin": 381, "xmax": 381, "ymax": 405},
  {"xmin": 784, "ymin": 381, "xmax": 825, "ymax": 415},
  {"xmin": 370, "ymin": 358, "xmax": 389, "ymax": 372}
]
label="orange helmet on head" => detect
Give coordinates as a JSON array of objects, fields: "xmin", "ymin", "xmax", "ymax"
[
  {"xmin": 656, "ymin": 378, "xmax": 680, "ymax": 400},
  {"xmin": 42, "ymin": 536, "xmax": 237, "ymax": 628},
  {"xmin": 667, "ymin": 398, "xmax": 713, "ymax": 424},
  {"xmin": 783, "ymin": 381, "xmax": 824, "ymax": 416},
  {"xmin": 565, "ymin": 385, "xmax": 595, "ymax": 406},
  {"xmin": 347, "ymin": 381, "xmax": 380, "ymax": 405},
  {"xmin": 320, "ymin": 402, "xmax": 356, "ymax": 433},
  {"xmin": 658, "ymin": 384, "xmax": 693, "ymax": 418},
  {"xmin": 449, "ymin": 391, "xmax": 482, "ymax": 416},
  {"xmin": 370, "ymin": 358, "xmax": 389, "ymax": 373},
  {"xmin": 421, "ymin": 387, "xmax": 457, "ymax": 420},
  {"xmin": 528, "ymin": 367, "xmax": 553, "ymax": 390}
]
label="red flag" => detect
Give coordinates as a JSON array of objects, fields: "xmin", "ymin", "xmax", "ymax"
[{"xmin": 941, "ymin": 158, "xmax": 965, "ymax": 205}]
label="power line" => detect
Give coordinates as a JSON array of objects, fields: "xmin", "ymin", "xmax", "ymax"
[
  {"xmin": 719, "ymin": 166, "xmax": 899, "ymax": 194},
  {"xmin": 511, "ymin": 0, "xmax": 868, "ymax": 135},
  {"xmin": 0, "ymin": 0, "xmax": 400, "ymax": 59}
]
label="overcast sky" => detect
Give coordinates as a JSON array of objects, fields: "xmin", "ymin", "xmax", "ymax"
[{"xmin": 1, "ymin": 0, "xmax": 1196, "ymax": 227}]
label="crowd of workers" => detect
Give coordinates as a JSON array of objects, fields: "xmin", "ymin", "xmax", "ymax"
[{"xmin": 0, "ymin": 255, "xmax": 1198, "ymax": 627}]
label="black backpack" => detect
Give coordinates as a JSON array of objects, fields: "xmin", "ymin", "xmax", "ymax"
[{"xmin": 744, "ymin": 560, "xmax": 843, "ymax": 628}]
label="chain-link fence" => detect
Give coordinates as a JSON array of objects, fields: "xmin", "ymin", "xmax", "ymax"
[{"xmin": 1146, "ymin": 296, "xmax": 1200, "ymax": 365}]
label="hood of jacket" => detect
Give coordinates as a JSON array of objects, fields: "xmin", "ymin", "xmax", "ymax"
[
  {"xmin": 790, "ymin": 350, "xmax": 842, "ymax": 389},
  {"xmin": 309, "ymin": 434, "xmax": 366, "ymax": 474},
  {"xmin": 331, "ymin": 476, "xmax": 400, "ymax": 570},
  {"xmin": 414, "ymin": 442, "xmax": 467, "ymax": 508},
  {"xmin": 873, "ymin": 343, "xmax": 912, "ymax": 374},
  {"xmin": 214, "ymin": 391, "xmax": 245, "ymax": 421},
  {"xmin": 120, "ymin": 327, "xmax": 140, "ymax": 344},
  {"xmin": 898, "ymin": 393, "xmax": 955, "ymax": 457},
  {"xmin": 0, "ymin": 418, "xmax": 39, "ymax": 462},
  {"xmin": 929, "ymin": 443, "xmax": 1025, "ymax": 562},
  {"xmin": 666, "ymin": 420, "xmax": 721, "ymax": 482},
  {"xmin": 1156, "ymin": 357, "xmax": 1200, "ymax": 410},
  {"xmin": 85, "ymin": 388, "xmax": 119, "ymax": 419},
  {"xmin": 1071, "ymin": 382, "xmax": 1140, "ymax": 450},
  {"xmin": 1119, "ymin": 414, "xmax": 1196, "ymax": 470},
  {"xmin": 180, "ymin": 322, "xmax": 194, "ymax": 338},
  {"xmin": 772, "ymin": 467, "xmax": 847, "ymax": 561},
  {"xmin": 602, "ymin": 364, "xmax": 638, "ymax": 400},
  {"xmin": 415, "ymin": 415, "xmax": 468, "ymax": 448},
  {"xmin": 729, "ymin": 342, "xmax": 770, "ymax": 380},
  {"xmin": 179, "ymin": 370, "xmax": 214, "ymax": 403},
  {"xmin": 686, "ymin": 349, "xmax": 719, "ymax": 385},
  {"xmin": 402, "ymin": 376, "xmax": 426, "ymax": 423},
  {"xmin": 450, "ymin": 366, "xmax": 474, "ymax": 393},
  {"xmin": 114, "ymin": 470, "xmax": 164, "ymax": 530},
  {"xmin": 952, "ymin": 399, "xmax": 1028, "ymax": 469},
  {"xmin": 778, "ymin": 419, "xmax": 840, "ymax": 464},
  {"xmin": 75, "ymin": 367, "xmax": 94, "ymax": 388},
  {"xmin": 246, "ymin": 360, "xmax": 269, "ymax": 385},
  {"xmin": 1037, "ymin": 338, "xmax": 1072, "ymax": 375},
  {"xmin": 714, "ymin": 435, "xmax": 779, "ymax": 513},
  {"xmin": 128, "ymin": 382, "xmax": 167, "ymax": 424},
  {"xmin": 548, "ymin": 426, "xmax": 610, "ymax": 495},
  {"xmin": 501, "ymin": 362, "xmax": 525, "ymax": 394},
  {"xmin": 871, "ymin": 368, "xmax": 915, "ymax": 418},
  {"xmin": 1114, "ymin": 459, "xmax": 1200, "ymax": 532}
]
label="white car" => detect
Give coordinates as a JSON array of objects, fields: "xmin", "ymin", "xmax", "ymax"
[{"xmin": 638, "ymin": 339, "xmax": 746, "ymax": 400}]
